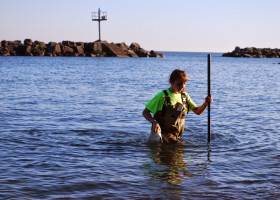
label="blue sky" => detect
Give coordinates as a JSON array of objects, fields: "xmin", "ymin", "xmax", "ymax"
[{"xmin": 1, "ymin": 0, "xmax": 279, "ymax": 52}]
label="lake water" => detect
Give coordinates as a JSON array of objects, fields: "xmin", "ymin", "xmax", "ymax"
[{"xmin": 0, "ymin": 53, "xmax": 279, "ymax": 199}]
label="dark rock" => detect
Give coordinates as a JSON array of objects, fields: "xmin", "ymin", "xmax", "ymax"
[
  {"xmin": 46, "ymin": 42, "xmax": 61, "ymax": 56},
  {"xmin": 15, "ymin": 45, "xmax": 26, "ymax": 56},
  {"xmin": 0, "ymin": 48, "xmax": 10, "ymax": 56},
  {"xmin": 159, "ymin": 53, "xmax": 165, "ymax": 58},
  {"xmin": 117, "ymin": 42, "xmax": 129, "ymax": 51},
  {"xmin": 24, "ymin": 46, "xmax": 32, "ymax": 56},
  {"xmin": 84, "ymin": 42, "xmax": 93, "ymax": 54},
  {"xmin": 102, "ymin": 42, "xmax": 129, "ymax": 57},
  {"xmin": 32, "ymin": 41, "xmax": 46, "ymax": 56},
  {"xmin": 76, "ymin": 42, "xmax": 84, "ymax": 49},
  {"xmin": 1, "ymin": 40, "xmax": 8, "ymax": 48},
  {"xmin": 243, "ymin": 54, "xmax": 252, "ymax": 58},
  {"xmin": 62, "ymin": 41, "xmax": 76, "ymax": 48},
  {"xmin": 73, "ymin": 45, "xmax": 84, "ymax": 55},
  {"xmin": 7, "ymin": 41, "xmax": 22, "ymax": 56},
  {"xmin": 150, "ymin": 50, "xmax": 162, "ymax": 58},
  {"xmin": 34, "ymin": 40, "xmax": 47, "ymax": 48},
  {"xmin": 24, "ymin": 39, "xmax": 33, "ymax": 46},
  {"xmin": 149, "ymin": 50, "xmax": 165, "ymax": 57},
  {"xmin": 62, "ymin": 46, "xmax": 76, "ymax": 56},
  {"xmin": 84, "ymin": 41, "xmax": 105, "ymax": 55},
  {"xmin": 129, "ymin": 42, "xmax": 150, "ymax": 57},
  {"xmin": 134, "ymin": 48, "xmax": 150, "ymax": 57},
  {"xmin": 130, "ymin": 42, "xmax": 141, "ymax": 49},
  {"xmin": 127, "ymin": 50, "xmax": 138, "ymax": 57}
]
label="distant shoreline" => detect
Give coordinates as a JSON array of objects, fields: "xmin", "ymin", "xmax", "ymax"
[{"xmin": 0, "ymin": 39, "xmax": 165, "ymax": 58}]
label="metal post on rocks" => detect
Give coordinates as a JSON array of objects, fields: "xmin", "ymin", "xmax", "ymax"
[{"xmin": 91, "ymin": 8, "xmax": 107, "ymax": 41}]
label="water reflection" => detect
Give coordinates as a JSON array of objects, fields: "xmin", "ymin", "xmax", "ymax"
[{"xmin": 145, "ymin": 143, "xmax": 192, "ymax": 185}]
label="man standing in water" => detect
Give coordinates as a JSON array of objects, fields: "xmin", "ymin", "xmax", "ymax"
[{"xmin": 142, "ymin": 69, "xmax": 213, "ymax": 143}]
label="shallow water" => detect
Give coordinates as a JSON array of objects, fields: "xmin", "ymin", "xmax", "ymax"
[{"xmin": 0, "ymin": 53, "xmax": 279, "ymax": 199}]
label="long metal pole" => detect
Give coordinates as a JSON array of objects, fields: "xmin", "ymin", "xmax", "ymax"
[
  {"xmin": 98, "ymin": 9, "xmax": 101, "ymax": 41},
  {"xmin": 207, "ymin": 54, "xmax": 211, "ymax": 143}
]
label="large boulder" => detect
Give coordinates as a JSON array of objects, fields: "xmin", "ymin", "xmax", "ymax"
[
  {"xmin": 62, "ymin": 45, "xmax": 76, "ymax": 56},
  {"xmin": 24, "ymin": 39, "xmax": 33, "ymax": 46},
  {"xmin": 84, "ymin": 41, "xmax": 104, "ymax": 54},
  {"xmin": 84, "ymin": 42, "xmax": 93, "ymax": 54},
  {"xmin": 117, "ymin": 42, "xmax": 129, "ymax": 51},
  {"xmin": 129, "ymin": 42, "xmax": 150, "ymax": 57},
  {"xmin": 102, "ymin": 42, "xmax": 129, "ymax": 57},
  {"xmin": 0, "ymin": 48, "xmax": 10, "ymax": 56},
  {"xmin": 7, "ymin": 41, "xmax": 22, "ymax": 56},
  {"xmin": 24, "ymin": 46, "xmax": 32, "ymax": 56},
  {"xmin": 127, "ymin": 49, "xmax": 138, "ymax": 57},
  {"xmin": 150, "ymin": 50, "xmax": 164, "ymax": 58},
  {"xmin": 134, "ymin": 48, "xmax": 150, "ymax": 57},
  {"xmin": 130, "ymin": 42, "xmax": 141, "ymax": 49},
  {"xmin": 32, "ymin": 41, "xmax": 46, "ymax": 56},
  {"xmin": 46, "ymin": 42, "xmax": 61, "ymax": 56},
  {"xmin": 15, "ymin": 45, "xmax": 26, "ymax": 56},
  {"xmin": 14, "ymin": 44, "xmax": 32, "ymax": 56},
  {"xmin": 1, "ymin": 40, "xmax": 8, "ymax": 48},
  {"xmin": 62, "ymin": 40, "xmax": 76, "ymax": 48},
  {"xmin": 34, "ymin": 40, "xmax": 47, "ymax": 48},
  {"xmin": 73, "ymin": 45, "xmax": 84, "ymax": 56}
]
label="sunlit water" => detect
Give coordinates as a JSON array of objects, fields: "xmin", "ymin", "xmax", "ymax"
[{"xmin": 0, "ymin": 53, "xmax": 279, "ymax": 199}]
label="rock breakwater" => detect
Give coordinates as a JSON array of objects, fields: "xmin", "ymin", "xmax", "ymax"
[
  {"xmin": 223, "ymin": 46, "xmax": 280, "ymax": 58},
  {"xmin": 0, "ymin": 39, "xmax": 165, "ymax": 58}
]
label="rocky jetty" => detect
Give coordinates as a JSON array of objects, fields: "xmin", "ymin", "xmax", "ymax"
[
  {"xmin": 0, "ymin": 39, "xmax": 165, "ymax": 58},
  {"xmin": 223, "ymin": 46, "xmax": 280, "ymax": 58}
]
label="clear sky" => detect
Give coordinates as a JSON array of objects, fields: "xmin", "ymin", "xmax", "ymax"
[{"xmin": 1, "ymin": 0, "xmax": 279, "ymax": 52}]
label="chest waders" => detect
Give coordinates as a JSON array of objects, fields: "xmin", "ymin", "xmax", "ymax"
[{"xmin": 154, "ymin": 90, "xmax": 189, "ymax": 143}]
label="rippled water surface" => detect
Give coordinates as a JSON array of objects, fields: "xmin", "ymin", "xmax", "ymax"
[{"xmin": 0, "ymin": 53, "xmax": 279, "ymax": 199}]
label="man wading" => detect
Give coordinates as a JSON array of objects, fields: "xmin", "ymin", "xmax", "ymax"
[{"xmin": 142, "ymin": 69, "xmax": 213, "ymax": 143}]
